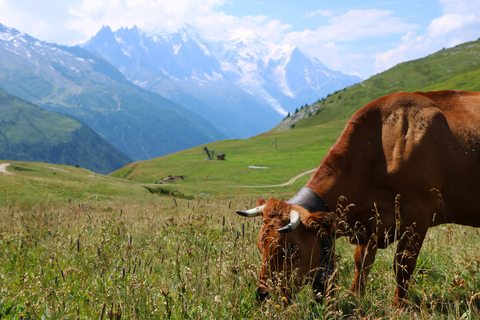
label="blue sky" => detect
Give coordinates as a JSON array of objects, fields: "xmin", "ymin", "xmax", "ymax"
[{"xmin": 0, "ymin": 0, "xmax": 479, "ymax": 78}]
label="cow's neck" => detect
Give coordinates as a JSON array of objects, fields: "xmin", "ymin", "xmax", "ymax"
[{"xmin": 305, "ymin": 116, "xmax": 379, "ymax": 219}]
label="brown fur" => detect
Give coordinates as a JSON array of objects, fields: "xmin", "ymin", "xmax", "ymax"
[{"xmin": 247, "ymin": 91, "xmax": 480, "ymax": 304}]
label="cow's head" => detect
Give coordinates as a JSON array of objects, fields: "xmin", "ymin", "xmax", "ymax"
[{"xmin": 236, "ymin": 198, "xmax": 335, "ymax": 301}]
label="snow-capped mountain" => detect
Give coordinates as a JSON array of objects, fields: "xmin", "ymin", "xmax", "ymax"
[
  {"xmin": 83, "ymin": 25, "xmax": 282, "ymax": 138},
  {"xmin": 91, "ymin": 25, "xmax": 221, "ymax": 82},
  {"xmin": 217, "ymin": 31, "xmax": 361, "ymax": 115},
  {"xmin": 82, "ymin": 25, "xmax": 361, "ymax": 138}
]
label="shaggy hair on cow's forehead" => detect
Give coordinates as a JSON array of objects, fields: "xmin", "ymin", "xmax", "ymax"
[
  {"xmin": 256, "ymin": 198, "xmax": 336, "ymax": 238},
  {"xmin": 263, "ymin": 199, "xmax": 292, "ymax": 219}
]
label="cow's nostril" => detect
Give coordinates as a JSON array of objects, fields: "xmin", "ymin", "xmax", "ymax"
[{"xmin": 256, "ymin": 287, "xmax": 269, "ymax": 301}]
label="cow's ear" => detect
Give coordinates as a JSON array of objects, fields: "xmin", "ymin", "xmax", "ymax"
[
  {"xmin": 256, "ymin": 198, "xmax": 266, "ymax": 206},
  {"xmin": 305, "ymin": 212, "xmax": 335, "ymax": 235}
]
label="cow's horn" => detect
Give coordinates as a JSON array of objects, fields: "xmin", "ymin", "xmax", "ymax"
[
  {"xmin": 236, "ymin": 205, "xmax": 265, "ymax": 217},
  {"xmin": 278, "ymin": 210, "xmax": 301, "ymax": 233}
]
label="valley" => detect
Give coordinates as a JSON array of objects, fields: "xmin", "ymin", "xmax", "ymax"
[{"xmin": 0, "ymin": 118, "xmax": 343, "ymax": 207}]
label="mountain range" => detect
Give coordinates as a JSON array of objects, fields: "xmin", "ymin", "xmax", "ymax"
[
  {"xmin": 0, "ymin": 21, "xmax": 360, "ymax": 170},
  {"xmin": 81, "ymin": 25, "xmax": 361, "ymax": 138},
  {"xmin": 0, "ymin": 23, "xmax": 225, "ymax": 161}
]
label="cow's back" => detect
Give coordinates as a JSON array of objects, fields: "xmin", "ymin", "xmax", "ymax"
[
  {"xmin": 379, "ymin": 91, "xmax": 480, "ymax": 226},
  {"xmin": 308, "ymin": 90, "xmax": 480, "ymax": 230}
]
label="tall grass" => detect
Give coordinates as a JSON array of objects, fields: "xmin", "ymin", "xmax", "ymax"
[{"xmin": 1, "ymin": 195, "xmax": 480, "ymax": 319}]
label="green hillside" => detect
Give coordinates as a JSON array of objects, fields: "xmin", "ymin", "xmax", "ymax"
[
  {"xmin": 110, "ymin": 120, "xmax": 346, "ymax": 196},
  {"xmin": 0, "ymin": 160, "xmax": 154, "ymax": 206},
  {"xmin": 0, "ymin": 88, "xmax": 132, "ymax": 174},
  {"xmin": 280, "ymin": 38, "xmax": 480, "ymax": 130}
]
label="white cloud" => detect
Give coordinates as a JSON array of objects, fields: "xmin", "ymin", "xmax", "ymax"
[
  {"xmin": 375, "ymin": 0, "xmax": 480, "ymax": 73},
  {"xmin": 375, "ymin": 32, "xmax": 433, "ymax": 73},
  {"xmin": 290, "ymin": 9, "xmax": 418, "ymax": 42},
  {"xmin": 439, "ymin": 0, "xmax": 480, "ymax": 13},
  {"xmin": 0, "ymin": 0, "xmax": 290, "ymax": 45},
  {"xmin": 67, "ymin": 0, "xmax": 230, "ymax": 43},
  {"xmin": 0, "ymin": 0, "xmax": 76, "ymax": 44},
  {"xmin": 282, "ymin": 9, "xmax": 417, "ymax": 78},
  {"xmin": 306, "ymin": 9, "xmax": 334, "ymax": 18},
  {"xmin": 428, "ymin": 13, "xmax": 480, "ymax": 45}
]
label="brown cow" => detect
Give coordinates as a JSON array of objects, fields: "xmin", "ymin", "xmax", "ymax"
[{"xmin": 237, "ymin": 90, "xmax": 480, "ymax": 304}]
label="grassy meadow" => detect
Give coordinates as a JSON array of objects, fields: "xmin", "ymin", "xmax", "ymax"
[
  {"xmin": 2, "ymin": 137, "xmax": 480, "ymax": 318},
  {"xmin": 2, "ymin": 190, "xmax": 480, "ymax": 319}
]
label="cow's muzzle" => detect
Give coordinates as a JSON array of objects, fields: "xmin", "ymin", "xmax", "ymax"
[{"xmin": 256, "ymin": 287, "xmax": 269, "ymax": 301}]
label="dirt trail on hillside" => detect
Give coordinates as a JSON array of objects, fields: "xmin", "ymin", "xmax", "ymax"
[
  {"xmin": 1, "ymin": 161, "xmax": 316, "ymax": 189},
  {"xmin": 231, "ymin": 168, "xmax": 316, "ymax": 188},
  {"xmin": 0, "ymin": 163, "xmax": 13, "ymax": 175}
]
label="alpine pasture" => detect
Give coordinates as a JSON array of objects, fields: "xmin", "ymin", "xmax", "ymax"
[{"xmin": 2, "ymin": 120, "xmax": 480, "ymax": 318}]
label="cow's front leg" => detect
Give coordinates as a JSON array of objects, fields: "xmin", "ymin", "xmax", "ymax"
[
  {"xmin": 351, "ymin": 241, "xmax": 378, "ymax": 293},
  {"xmin": 393, "ymin": 226, "xmax": 427, "ymax": 305}
]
